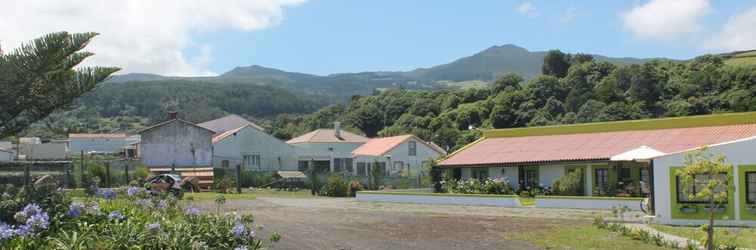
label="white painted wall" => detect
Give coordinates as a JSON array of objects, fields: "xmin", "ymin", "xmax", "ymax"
[
  {"xmin": 212, "ymin": 126, "xmax": 299, "ymax": 171},
  {"xmin": 540, "ymin": 165, "xmax": 566, "ymax": 188},
  {"xmin": 536, "ymin": 197, "xmax": 642, "ymax": 210},
  {"xmin": 140, "ymin": 120, "xmax": 214, "ymax": 167},
  {"xmin": 356, "ymin": 192, "xmax": 522, "ymax": 207},
  {"xmin": 292, "ymin": 142, "xmax": 362, "ymax": 160},
  {"xmin": 70, "ymin": 138, "xmax": 129, "ymax": 153},
  {"xmin": 652, "ymin": 137, "xmax": 756, "ymax": 225},
  {"xmin": 353, "ymin": 138, "xmax": 445, "ymax": 176},
  {"xmin": 0, "ymin": 150, "xmax": 14, "ymax": 162},
  {"xmin": 18, "ymin": 143, "xmax": 68, "ymax": 160}
]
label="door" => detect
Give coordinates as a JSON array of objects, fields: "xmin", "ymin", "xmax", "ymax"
[{"xmin": 519, "ymin": 166, "xmax": 539, "ymax": 189}]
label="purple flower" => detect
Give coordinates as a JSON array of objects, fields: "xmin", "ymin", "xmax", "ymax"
[
  {"xmin": 127, "ymin": 187, "xmax": 141, "ymax": 197},
  {"xmin": 146, "ymin": 222, "xmax": 160, "ymax": 231},
  {"xmin": 67, "ymin": 202, "xmax": 84, "ymax": 218},
  {"xmin": 22, "ymin": 204, "xmax": 42, "ymax": 216},
  {"xmin": 184, "ymin": 206, "xmax": 201, "ymax": 216},
  {"xmin": 13, "ymin": 224, "xmax": 31, "ymax": 237},
  {"xmin": 136, "ymin": 199, "xmax": 151, "ymax": 208},
  {"xmin": 108, "ymin": 211, "xmax": 125, "ymax": 221},
  {"xmin": 0, "ymin": 222, "xmax": 14, "ymax": 239},
  {"xmin": 232, "ymin": 223, "xmax": 246, "ymax": 238},
  {"xmin": 156, "ymin": 200, "xmax": 168, "ymax": 210},
  {"xmin": 99, "ymin": 188, "xmax": 117, "ymax": 200},
  {"xmin": 26, "ymin": 212, "xmax": 49, "ymax": 230}
]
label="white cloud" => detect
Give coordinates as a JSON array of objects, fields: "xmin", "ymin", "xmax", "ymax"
[
  {"xmin": 516, "ymin": 2, "xmax": 538, "ymax": 18},
  {"xmin": 621, "ymin": 0, "xmax": 710, "ymax": 41},
  {"xmin": 704, "ymin": 6, "xmax": 756, "ymax": 51},
  {"xmin": 0, "ymin": 0, "xmax": 305, "ymax": 76},
  {"xmin": 561, "ymin": 7, "xmax": 578, "ymax": 23}
]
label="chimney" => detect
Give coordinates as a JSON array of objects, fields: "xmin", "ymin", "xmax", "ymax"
[
  {"xmin": 334, "ymin": 122, "xmax": 342, "ymax": 139},
  {"xmin": 168, "ymin": 111, "xmax": 178, "ymax": 120}
]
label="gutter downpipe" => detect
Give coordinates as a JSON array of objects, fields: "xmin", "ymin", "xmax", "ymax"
[{"xmin": 648, "ymin": 159, "xmax": 655, "ymax": 215}]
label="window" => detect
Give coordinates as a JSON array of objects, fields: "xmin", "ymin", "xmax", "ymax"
[
  {"xmin": 640, "ymin": 168, "xmax": 649, "ymax": 183},
  {"xmin": 221, "ymin": 160, "xmax": 229, "ymax": 168},
  {"xmin": 356, "ymin": 162, "xmax": 367, "ymax": 176},
  {"xmin": 595, "ymin": 169, "xmax": 609, "ymax": 188},
  {"xmin": 619, "ymin": 167, "xmax": 632, "ymax": 182},
  {"xmin": 244, "ymin": 154, "xmax": 261, "ymax": 169},
  {"xmin": 393, "ymin": 161, "xmax": 404, "ymax": 171},
  {"xmin": 298, "ymin": 161, "xmax": 309, "ymax": 172},
  {"xmin": 676, "ymin": 173, "xmax": 728, "ymax": 203},
  {"xmin": 472, "ymin": 168, "xmax": 488, "ymax": 180},
  {"xmin": 344, "ymin": 158, "xmax": 354, "ymax": 173},
  {"xmin": 334, "ymin": 158, "xmax": 343, "ymax": 172},
  {"xmin": 746, "ymin": 172, "xmax": 756, "ymax": 204},
  {"xmin": 408, "ymin": 141, "xmax": 417, "ymax": 156}
]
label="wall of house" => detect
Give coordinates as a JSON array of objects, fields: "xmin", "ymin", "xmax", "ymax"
[
  {"xmin": 653, "ymin": 137, "xmax": 756, "ymax": 226},
  {"xmin": 0, "ymin": 150, "xmax": 13, "ymax": 162},
  {"xmin": 353, "ymin": 138, "xmax": 444, "ymax": 176},
  {"xmin": 140, "ymin": 121, "xmax": 213, "ymax": 167},
  {"xmin": 212, "ymin": 126, "xmax": 299, "ymax": 171},
  {"xmin": 18, "ymin": 143, "xmax": 68, "ymax": 160},
  {"xmin": 292, "ymin": 143, "xmax": 362, "ymax": 160},
  {"xmin": 70, "ymin": 138, "xmax": 129, "ymax": 154}
]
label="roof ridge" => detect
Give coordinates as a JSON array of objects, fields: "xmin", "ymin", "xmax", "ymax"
[{"xmin": 484, "ymin": 111, "xmax": 756, "ymax": 139}]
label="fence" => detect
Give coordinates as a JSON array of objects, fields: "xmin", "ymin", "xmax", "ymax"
[{"xmin": 0, "ymin": 161, "xmax": 72, "ymax": 188}]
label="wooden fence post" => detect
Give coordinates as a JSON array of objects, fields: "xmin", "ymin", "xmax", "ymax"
[
  {"xmin": 235, "ymin": 164, "xmax": 242, "ymax": 194},
  {"xmin": 79, "ymin": 150, "xmax": 85, "ymax": 186},
  {"xmin": 24, "ymin": 163, "xmax": 31, "ymax": 188},
  {"xmin": 105, "ymin": 161, "xmax": 111, "ymax": 187},
  {"xmin": 124, "ymin": 162, "xmax": 130, "ymax": 185}
]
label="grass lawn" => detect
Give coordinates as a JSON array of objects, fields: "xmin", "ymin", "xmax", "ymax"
[
  {"xmin": 505, "ymin": 225, "xmax": 668, "ymax": 250},
  {"xmin": 650, "ymin": 224, "xmax": 756, "ymax": 248}
]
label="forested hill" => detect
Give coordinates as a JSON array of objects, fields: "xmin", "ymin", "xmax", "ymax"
[{"xmin": 271, "ymin": 53, "xmax": 756, "ymax": 153}]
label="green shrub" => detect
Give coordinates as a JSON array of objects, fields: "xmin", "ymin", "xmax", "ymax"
[
  {"xmin": 132, "ymin": 164, "xmax": 150, "ymax": 183},
  {"xmin": 214, "ymin": 177, "xmax": 236, "ymax": 194},
  {"xmin": 240, "ymin": 171, "xmax": 275, "ymax": 188},
  {"xmin": 319, "ymin": 175, "xmax": 349, "ymax": 197},
  {"xmin": 552, "ymin": 168, "xmax": 584, "ymax": 196},
  {"xmin": 442, "ymin": 178, "xmax": 514, "ymax": 195},
  {"xmin": 348, "ymin": 180, "xmax": 363, "ymax": 197}
]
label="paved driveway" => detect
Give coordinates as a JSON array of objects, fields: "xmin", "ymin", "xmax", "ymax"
[{"xmin": 200, "ymin": 197, "xmax": 604, "ymax": 250}]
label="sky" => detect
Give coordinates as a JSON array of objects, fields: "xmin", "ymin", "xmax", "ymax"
[{"xmin": 1, "ymin": 0, "xmax": 755, "ymax": 76}]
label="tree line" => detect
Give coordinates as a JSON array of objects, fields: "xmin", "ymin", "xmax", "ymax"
[{"xmin": 271, "ymin": 50, "xmax": 756, "ymax": 152}]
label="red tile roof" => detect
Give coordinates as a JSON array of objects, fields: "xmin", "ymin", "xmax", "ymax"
[
  {"xmin": 438, "ymin": 124, "xmax": 756, "ymax": 167},
  {"xmin": 211, "ymin": 125, "xmax": 247, "ymax": 144},
  {"xmin": 286, "ymin": 129, "xmax": 369, "ymax": 144},
  {"xmin": 69, "ymin": 133, "xmax": 128, "ymax": 139},
  {"xmin": 353, "ymin": 135, "xmax": 447, "ymax": 156}
]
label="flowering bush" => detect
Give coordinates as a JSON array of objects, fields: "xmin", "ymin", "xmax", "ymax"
[
  {"xmin": 0, "ymin": 186, "xmax": 272, "ymax": 249},
  {"xmin": 440, "ymin": 177, "xmax": 514, "ymax": 195}
]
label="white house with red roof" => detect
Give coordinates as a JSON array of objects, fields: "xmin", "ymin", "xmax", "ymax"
[
  {"xmin": 286, "ymin": 122, "xmax": 370, "ymax": 173},
  {"xmin": 441, "ymin": 111, "xmax": 756, "ymax": 226},
  {"xmin": 352, "ymin": 135, "xmax": 446, "ymax": 177}
]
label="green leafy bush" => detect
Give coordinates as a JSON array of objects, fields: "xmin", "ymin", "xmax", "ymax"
[
  {"xmin": 441, "ymin": 178, "xmax": 514, "ymax": 195},
  {"xmin": 551, "ymin": 168, "xmax": 584, "ymax": 196},
  {"xmin": 348, "ymin": 180, "xmax": 363, "ymax": 197},
  {"xmin": 319, "ymin": 175, "xmax": 349, "ymax": 197}
]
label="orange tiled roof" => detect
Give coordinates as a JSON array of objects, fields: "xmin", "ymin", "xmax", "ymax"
[
  {"xmin": 438, "ymin": 123, "xmax": 756, "ymax": 167},
  {"xmin": 69, "ymin": 133, "xmax": 128, "ymax": 139},
  {"xmin": 352, "ymin": 134, "xmax": 446, "ymax": 156},
  {"xmin": 286, "ymin": 129, "xmax": 369, "ymax": 144}
]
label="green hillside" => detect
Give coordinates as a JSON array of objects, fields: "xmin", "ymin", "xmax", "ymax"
[{"xmin": 723, "ymin": 50, "xmax": 756, "ymax": 66}]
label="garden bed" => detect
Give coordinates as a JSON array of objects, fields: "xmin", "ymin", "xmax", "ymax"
[
  {"xmin": 356, "ymin": 191, "xmax": 522, "ymax": 207},
  {"xmin": 534, "ymin": 196, "xmax": 644, "ymax": 210}
]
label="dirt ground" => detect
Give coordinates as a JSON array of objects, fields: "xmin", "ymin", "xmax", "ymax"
[{"xmin": 197, "ymin": 197, "xmax": 602, "ymax": 250}]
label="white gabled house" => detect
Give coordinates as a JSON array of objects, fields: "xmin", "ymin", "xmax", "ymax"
[
  {"xmin": 287, "ymin": 123, "xmax": 370, "ymax": 173},
  {"xmin": 211, "ymin": 124, "xmax": 299, "ymax": 171},
  {"xmin": 352, "ymin": 135, "xmax": 446, "ymax": 177}
]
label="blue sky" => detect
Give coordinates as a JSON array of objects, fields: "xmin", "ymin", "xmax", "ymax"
[
  {"xmin": 192, "ymin": 0, "xmax": 752, "ymax": 76},
  {"xmin": 4, "ymin": 0, "xmax": 754, "ymax": 76}
]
